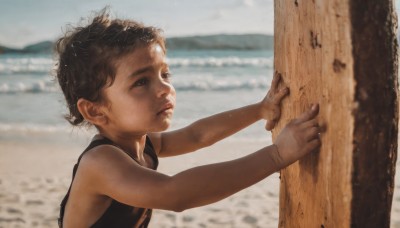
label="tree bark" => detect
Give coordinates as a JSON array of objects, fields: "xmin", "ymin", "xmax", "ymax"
[{"xmin": 273, "ymin": 0, "xmax": 398, "ymax": 227}]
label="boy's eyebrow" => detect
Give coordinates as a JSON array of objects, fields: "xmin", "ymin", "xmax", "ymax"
[
  {"xmin": 128, "ymin": 63, "xmax": 169, "ymax": 78},
  {"xmin": 128, "ymin": 66, "xmax": 153, "ymax": 78}
]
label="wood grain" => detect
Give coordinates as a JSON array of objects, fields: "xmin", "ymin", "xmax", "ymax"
[{"xmin": 273, "ymin": 0, "xmax": 398, "ymax": 227}]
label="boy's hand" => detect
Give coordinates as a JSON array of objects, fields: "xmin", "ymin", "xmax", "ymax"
[
  {"xmin": 272, "ymin": 104, "xmax": 321, "ymax": 169},
  {"xmin": 261, "ymin": 72, "xmax": 289, "ymax": 131}
]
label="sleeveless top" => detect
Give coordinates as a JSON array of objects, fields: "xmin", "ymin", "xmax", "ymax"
[{"xmin": 58, "ymin": 136, "xmax": 159, "ymax": 228}]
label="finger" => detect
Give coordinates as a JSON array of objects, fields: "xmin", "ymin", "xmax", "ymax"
[
  {"xmin": 272, "ymin": 87, "xmax": 289, "ymax": 104},
  {"xmin": 304, "ymin": 126, "xmax": 320, "ymax": 141},
  {"xmin": 271, "ymin": 72, "xmax": 282, "ymax": 91},
  {"xmin": 303, "ymin": 138, "xmax": 321, "ymax": 153},
  {"xmin": 269, "ymin": 106, "xmax": 281, "ymax": 121},
  {"xmin": 300, "ymin": 119, "xmax": 318, "ymax": 129},
  {"xmin": 296, "ymin": 104, "xmax": 319, "ymax": 122},
  {"xmin": 265, "ymin": 120, "xmax": 276, "ymax": 131}
]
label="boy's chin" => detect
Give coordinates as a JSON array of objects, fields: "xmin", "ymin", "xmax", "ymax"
[{"xmin": 153, "ymin": 123, "xmax": 171, "ymax": 132}]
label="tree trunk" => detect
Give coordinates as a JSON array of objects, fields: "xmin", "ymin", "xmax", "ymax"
[{"xmin": 273, "ymin": 0, "xmax": 398, "ymax": 227}]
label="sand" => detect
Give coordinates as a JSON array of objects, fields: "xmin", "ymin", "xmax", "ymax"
[{"xmin": 0, "ymin": 131, "xmax": 399, "ymax": 228}]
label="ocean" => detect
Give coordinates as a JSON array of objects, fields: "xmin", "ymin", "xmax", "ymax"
[{"xmin": 0, "ymin": 49, "xmax": 274, "ymax": 142}]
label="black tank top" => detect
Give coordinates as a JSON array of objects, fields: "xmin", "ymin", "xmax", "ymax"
[{"xmin": 58, "ymin": 136, "xmax": 159, "ymax": 228}]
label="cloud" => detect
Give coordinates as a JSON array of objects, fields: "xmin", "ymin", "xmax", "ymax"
[
  {"xmin": 0, "ymin": 26, "xmax": 37, "ymax": 48},
  {"xmin": 242, "ymin": 0, "xmax": 255, "ymax": 7},
  {"xmin": 0, "ymin": 0, "xmax": 274, "ymax": 46},
  {"xmin": 211, "ymin": 9, "xmax": 227, "ymax": 20}
]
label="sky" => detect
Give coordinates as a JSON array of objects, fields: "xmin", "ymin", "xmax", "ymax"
[
  {"xmin": 0, "ymin": 0, "xmax": 274, "ymax": 48},
  {"xmin": 1, "ymin": 0, "xmax": 399, "ymax": 48}
]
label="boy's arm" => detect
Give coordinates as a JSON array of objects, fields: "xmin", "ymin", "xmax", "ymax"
[
  {"xmin": 150, "ymin": 72, "xmax": 289, "ymax": 157},
  {"xmin": 151, "ymin": 103, "xmax": 264, "ymax": 157},
  {"xmin": 82, "ymin": 105, "xmax": 320, "ymax": 212}
]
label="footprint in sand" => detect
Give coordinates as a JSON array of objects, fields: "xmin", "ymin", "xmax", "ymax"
[
  {"xmin": 242, "ymin": 215, "xmax": 258, "ymax": 225},
  {"xmin": 45, "ymin": 178, "xmax": 55, "ymax": 184},
  {"xmin": 267, "ymin": 191, "xmax": 277, "ymax": 197},
  {"xmin": 7, "ymin": 207, "xmax": 23, "ymax": 215},
  {"xmin": 0, "ymin": 217, "xmax": 25, "ymax": 223},
  {"xmin": 25, "ymin": 200, "xmax": 44, "ymax": 206},
  {"xmin": 163, "ymin": 212, "xmax": 176, "ymax": 223},
  {"xmin": 3, "ymin": 194, "xmax": 20, "ymax": 203},
  {"xmin": 207, "ymin": 208, "xmax": 222, "ymax": 212},
  {"xmin": 182, "ymin": 215, "xmax": 194, "ymax": 223},
  {"xmin": 235, "ymin": 201, "xmax": 249, "ymax": 207}
]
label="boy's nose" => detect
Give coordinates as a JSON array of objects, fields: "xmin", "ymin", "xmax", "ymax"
[{"xmin": 156, "ymin": 80, "xmax": 174, "ymax": 97}]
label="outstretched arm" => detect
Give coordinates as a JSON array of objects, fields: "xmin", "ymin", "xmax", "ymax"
[
  {"xmin": 80, "ymin": 105, "xmax": 321, "ymax": 212},
  {"xmin": 151, "ymin": 72, "xmax": 289, "ymax": 157}
]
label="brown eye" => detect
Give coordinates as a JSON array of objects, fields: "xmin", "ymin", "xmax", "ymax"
[
  {"xmin": 132, "ymin": 78, "xmax": 149, "ymax": 88},
  {"xmin": 162, "ymin": 72, "xmax": 172, "ymax": 79}
]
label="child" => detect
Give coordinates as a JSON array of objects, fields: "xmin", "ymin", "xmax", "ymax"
[{"xmin": 56, "ymin": 9, "xmax": 321, "ymax": 228}]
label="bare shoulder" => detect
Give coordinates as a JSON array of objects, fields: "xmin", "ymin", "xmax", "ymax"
[
  {"xmin": 73, "ymin": 143, "xmax": 171, "ymax": 208},
  {"xmin": 76, "ymin": 145, "xmax": 140, "ymax": 193},
  {"xmin": 79, "ymin": 144, "xmax": 134, "ymax": 172}
]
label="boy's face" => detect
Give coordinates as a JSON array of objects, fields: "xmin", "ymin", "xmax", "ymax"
[{"xmin": 100, "ymin": 43, "xmax": 176, "ymax": 135}]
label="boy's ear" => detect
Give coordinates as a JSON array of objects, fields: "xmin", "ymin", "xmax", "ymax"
[{"xmin": 77, "ymin": 98, "xmax": 107, "ymax": 126}]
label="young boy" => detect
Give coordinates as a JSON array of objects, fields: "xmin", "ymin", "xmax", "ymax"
[{"xmin": 57, "ymin": 10, "xmax": 321, "ymax": 228}]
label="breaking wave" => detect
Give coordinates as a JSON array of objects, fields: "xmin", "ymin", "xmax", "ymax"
[
  {"xmin": 0, "ymin": 56, "xmax": 272, "ymax": 74},
  {"xmin": 0, "ymin": 77, "xmax": 269, "ymax": 94}
]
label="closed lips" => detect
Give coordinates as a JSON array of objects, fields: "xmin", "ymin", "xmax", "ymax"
[{"xmin": 157, "ymin": 103, "xmax": 174, "ymax": 115}]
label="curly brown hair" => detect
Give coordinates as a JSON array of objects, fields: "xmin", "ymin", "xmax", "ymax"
[{"xmin": 55, "ymin": 8, "xmax": 165, "ymax": 127}]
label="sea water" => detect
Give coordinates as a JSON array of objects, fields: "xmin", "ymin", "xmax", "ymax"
[{"xmin": 0, "ymin": 50, "xmax": 274, "ymax": 142}]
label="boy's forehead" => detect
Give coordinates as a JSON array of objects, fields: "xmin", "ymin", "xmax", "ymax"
[
  {"xmin": 116, "ymin": 44, "xmax": 165, "ymax": 64},
  {"xmin": 135, "ymin": 43, "xmax": 163, "ymax": 57}
]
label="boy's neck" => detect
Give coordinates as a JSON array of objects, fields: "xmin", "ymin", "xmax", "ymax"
[{"xmin": 94, "ymin": 132, "xmax": 147, "ymax": 161}]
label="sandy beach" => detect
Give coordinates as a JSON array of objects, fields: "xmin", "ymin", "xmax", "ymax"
[
  {"xmin": 1, "ymin": 130, "xmax": 399, "ymax": 228},
  {"xmin": 0, "ymin": 130, "xmax": 280, "ymax": 228}
]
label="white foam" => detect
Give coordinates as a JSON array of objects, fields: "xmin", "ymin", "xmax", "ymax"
[
  {"xmin": 172, "ymin": 77, "xmax": 269, "ymax": 91},
  {"xmin": 0, "ymin": 76, "xmax": 270, "ymax": 94},
  {"xmin": 0, "ymin": 80, "xmax": 58, "ymax": 94},
  {"xmin": 0, "ymin": 57, "xmax": 55, "ymax": 74},
  {"xmin": 167, "ymin": 57, "xmax": 273, "ymax": 68}
]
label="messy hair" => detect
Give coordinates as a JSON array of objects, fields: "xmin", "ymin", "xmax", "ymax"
[{"xmin": 55, "ymin": 8, "xmax": 165, "ymax": 127}]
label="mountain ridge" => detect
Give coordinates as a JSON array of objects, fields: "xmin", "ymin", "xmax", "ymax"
[{"xmin": 0, "ymin": 34, "xmax": 273, "ymax": 54}]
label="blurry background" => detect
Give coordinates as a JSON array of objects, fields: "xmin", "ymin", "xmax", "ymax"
[
  {"xmin": 0, "ymin": 0, "xmax": 275, "ymax": 141},
  {"xmin": 0, "ymin": 0, "xmax": 273, "ymax": 47}
]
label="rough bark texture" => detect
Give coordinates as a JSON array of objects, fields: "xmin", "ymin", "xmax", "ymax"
[
  {"xmin": 273, "ymin": 0, "xmax": 398, "ymax": 227},
  {"xmin": 350, "ymin": 0, "xmax": 398, "ymax": 227}
]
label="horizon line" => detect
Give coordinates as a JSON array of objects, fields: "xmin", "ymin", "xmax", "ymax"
[{"xmin": 1, "ymin": 33, "xmax": 274, "ymax": 49}]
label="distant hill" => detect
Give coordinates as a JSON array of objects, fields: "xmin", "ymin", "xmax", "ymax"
[
  {"xmin": 166, "ymin": 34, "xmax": 273, "ymax": 50},
  {"xmin": 23, "ymin": 41, "xmax": 54, "ymax": 53},
  {"xmin": 0, "ymin": 45, "xmax": 21, "ymax": 54},
  {"xmin": 0, "ymin": 34, "xmax": 273, "ymax": 54},
  {"xmin": 0, "ymin": 41, "xmax": 53, "ymax": 54}
]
